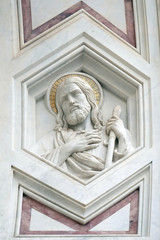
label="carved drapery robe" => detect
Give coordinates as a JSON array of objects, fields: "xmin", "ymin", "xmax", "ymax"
[
  {"xmin": 33, "ymin": 127, "xmax": 133, "ymax": 180},
  {"xmin": 33, "ymin": 128, "xmax": 108, "ymax": 180}
]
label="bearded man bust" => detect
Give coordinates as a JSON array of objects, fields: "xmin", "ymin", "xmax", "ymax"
[{"xmin": 33, "ymin": 75, "xmax": 134, "ymax": 180}]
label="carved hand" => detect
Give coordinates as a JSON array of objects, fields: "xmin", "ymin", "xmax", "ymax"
[
  {"xmin": 106, "ymin": 116, "xmax": 127, "ymax": 140},
  {"xmin": 66, "ymin": 130, "xmax": 102, "ymax": 154},
  {"xmin": 106, "ymin": 116, "xmax": 129, "ymax": 154},
  {"xmin": 57, "ymin": 130, "xmax": 102, "ymax": 166}
]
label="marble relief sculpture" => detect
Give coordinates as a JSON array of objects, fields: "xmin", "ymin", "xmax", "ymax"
[{"xmin": 33, "ymin": 73, "xmax": 134, "ymax": 180}]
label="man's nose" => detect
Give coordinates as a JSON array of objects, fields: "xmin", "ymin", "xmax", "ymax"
[{"xmin": 68, "ymin": 95, "xmax": 75, "ymax": 104}]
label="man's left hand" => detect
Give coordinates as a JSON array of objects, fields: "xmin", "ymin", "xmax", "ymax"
[{"xmin": 106, "ymin": 116, "xmax": 127, "ymax": 140}]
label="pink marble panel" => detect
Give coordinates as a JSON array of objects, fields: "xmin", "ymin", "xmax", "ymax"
[
  {"xmin": 20, "ymin": 189, "xmax": 139, "ymax": 235},
  {"xmin": 21, "ymin": 0, "xmax": 136, "ymax": 46}
]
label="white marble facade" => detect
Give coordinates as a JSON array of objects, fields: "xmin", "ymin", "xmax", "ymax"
[{"xmin": 0, "ymin": 0, "xmax": 160, "ymax": 239}]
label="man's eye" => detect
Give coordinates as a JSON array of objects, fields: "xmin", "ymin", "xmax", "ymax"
[{"xmin": 73, "ymin": 91, "xmax": 81, "ymax": 96}]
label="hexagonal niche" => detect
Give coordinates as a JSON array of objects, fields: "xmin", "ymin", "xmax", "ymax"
[
  {"xmin": 16, "ymin": 43, "xmax": 144, "ymax": 185},
  {"xmin": 16, "ymin": 31, "xmax": 149, "ymax": 183}
]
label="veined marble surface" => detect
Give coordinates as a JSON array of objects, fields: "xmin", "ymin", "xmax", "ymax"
[
  {"xmin": 30, "ymin": 0, "xmax": 126, "ymax": 32},
  {"xmin": 0, "ymin": 0, "xmax": 160, "ymax": 239}
]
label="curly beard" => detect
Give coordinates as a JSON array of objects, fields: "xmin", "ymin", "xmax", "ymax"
[{"xmin": 66, "ymin": 104, "xmax": 91, "ymax": 126}]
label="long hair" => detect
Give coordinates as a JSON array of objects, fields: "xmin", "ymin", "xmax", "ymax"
[{"xmin": 55, "ymin": 77, "xmax": 104, "ymax": 130}]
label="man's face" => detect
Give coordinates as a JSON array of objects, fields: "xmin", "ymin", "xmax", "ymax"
[{"xmin": 59, "ymin": 83, "xmax": 91, "ymax": 125}]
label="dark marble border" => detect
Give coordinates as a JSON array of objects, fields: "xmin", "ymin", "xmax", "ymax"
[
  {"xmin": 21, "ymin": 0, "xmax": 136, "ymax": 47},
  {"xmin": 20, "ymin": 189, "xmax": 139, "ymax": 235}
]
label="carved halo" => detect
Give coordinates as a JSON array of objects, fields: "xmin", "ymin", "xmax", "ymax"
[{"xmin": 45, "ymin": 72, "xmax": 103, "ymax": 114}]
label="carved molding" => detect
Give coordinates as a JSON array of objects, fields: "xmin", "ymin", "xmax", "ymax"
[
  {"xmin": 12, "ymin": 0, "xmax": 149, "ymax": 59},
  {"xmin": 20, "ymin": 190, "xmax": 139, "ymax": 235},
  {"xmin": 13, "ymin": 164, "xmax": 151, "ymax": 237},
  {"xmin": 19, "ymin": 0, "xmax": 136, "ymax": 46}
]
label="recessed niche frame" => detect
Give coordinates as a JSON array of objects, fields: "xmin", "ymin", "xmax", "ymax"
[
  {"xmin": 12, "ymin": 42, "xmax": 152, "ymax": 238},
  {"xmin": 23, "ymin": 53, "xmax": 142, "ymax": 148},
  {"xmin": 13, "ymin": 42, "xmax": 151, "ymax": 185}
]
